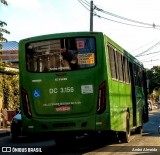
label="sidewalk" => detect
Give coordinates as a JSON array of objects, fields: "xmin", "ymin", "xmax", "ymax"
[{"xmin": 0, "ymin": 127, "xmax": 10, "ymax": 137}]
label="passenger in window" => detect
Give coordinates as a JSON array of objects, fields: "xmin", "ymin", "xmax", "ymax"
[
  {"xmin": 70, "ymin": 57, "xmax": 80, "ymax": 70},
  {"xmin": 62, "ymin": 49, "xmax": 79, "ymax": 70}
]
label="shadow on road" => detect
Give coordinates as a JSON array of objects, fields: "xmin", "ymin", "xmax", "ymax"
[
  {"xmin": 142, "ymin": 109, "xmax": 160, "ymax": 137},
  {"xmin": 43, "ymin": 134, "xmax": 119, "ymax": 155}
]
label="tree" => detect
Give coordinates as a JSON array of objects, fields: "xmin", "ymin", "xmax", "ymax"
[
  {"xmin": 1, "ymin": 74, "xmax": 19, "ymax": 110},
  {"xmin": 0, "ymin": 1, "xmax": 19, "ymax": 111},
  {"xmin": 1, "ymin": 0, "xmax": 7, "ymax": 5},
  {"xmin": 147, "ymin": 66, "xmax": 160, "ymax": 93},
  {"xmin": 0, "ymin": 0, "xmax": 10, "ymax": 45},
  {"xmin": 0, "ymin": 0, "xmax": 9, "ymax": 70},
  {"xmin": 0, "ymin": 21, "xmax": 10, "ymax": 42}
]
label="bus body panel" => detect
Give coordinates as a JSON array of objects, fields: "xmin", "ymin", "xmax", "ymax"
[
  {"xmin": 19, "ymin": 32, "xmax": 109, "ymax": 133},
  {"xmin": 19, "ymin": 32, "xmax": 148, "ymax": 136},
  {"xmin": 22, "ymin": 70, "xmax": 97, "ymax": 116},
  {"xmin": 104, "ymin": 35, "xmax": 147, "ymax": 132}
]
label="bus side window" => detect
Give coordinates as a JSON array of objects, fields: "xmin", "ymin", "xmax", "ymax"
[
  {"xmin": 108, "ymin": 45, "xmax": 117, "ymax": 79},
  {"xmin": 133, "ymin": 64, "xmax": 141, "ymax": 86},
  {"xmin": 139, "ymin": 68, "xmax": 143, "ymax": 87},
  {"xmin": 117, "ymin": 52, "xmax": 123, "ymax": 81},
  {"xmin": 123, "ymin": 57, "xmax": 130, "ymax": 83}
]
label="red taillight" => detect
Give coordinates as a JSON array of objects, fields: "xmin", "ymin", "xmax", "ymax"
[
  {"xmin": 21, "ymin": 88, "xmax": 32, "ymax": 118},
  {"xmin": 97, "ymin": 81, "xmax": 106, "ymax": 114}
]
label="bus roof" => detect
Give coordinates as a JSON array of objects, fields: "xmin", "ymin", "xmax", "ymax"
[{"xmin": 19, "ymin": 32, "xmax": 103, "ymax": 42}]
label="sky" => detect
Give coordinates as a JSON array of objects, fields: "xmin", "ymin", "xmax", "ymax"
[{"xmin": 1, "ymin": 0, "xmax": 160, "ymax": 69}]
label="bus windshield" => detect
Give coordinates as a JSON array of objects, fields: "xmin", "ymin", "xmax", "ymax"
[{"xmin": 26, "ymin": 37, "xmax": 96, "ymax": 72}]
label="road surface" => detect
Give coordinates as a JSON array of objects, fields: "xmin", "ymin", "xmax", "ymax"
[{"xmin": 0, "ymin": 109, "xmax": 160, "ymax": 155}]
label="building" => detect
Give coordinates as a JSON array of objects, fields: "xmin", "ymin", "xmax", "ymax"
[
  {"xmin": 0, "ymin": 41, "xmax": 19, "ymax": 68},
  {"xmin": 0, "ymin": 41, "xmax": 19, "ymax": 111}
]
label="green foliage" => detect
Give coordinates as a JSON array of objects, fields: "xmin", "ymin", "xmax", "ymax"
[
  {"xmin": 0, "ymin": 0, "xmax": 10, "ymax": 45},
  {"xmin": 0, "ymin": 74, "xmax": 2, "ymax": 98},
  {"xmin": 0, "ymin": 62, "xmax": 19, "ymax": 110},
  {"xmin": 147, "ymin": 66, "xmax": 160, "ymax": 93},
  {"xmin": 0, "ymin": 61, "xmax": 4, "ymax": 70},
  {"xmin": 0, "ymin": 1, "xmax": 17, "ymax": 110},
  {"xmin": 0, "ymin": 74, "xmax": 19, "ymax": 110},
  {"xmin": 1, "ymin": 0, "xmax": 8, "ymax": 5},
  {"xmin": 0, "ymin": 23, "xmax": 10, "ymax": 42},
  {"xmin": 0, "ymin": 27, "xmax": 10, "ymax": 42}
]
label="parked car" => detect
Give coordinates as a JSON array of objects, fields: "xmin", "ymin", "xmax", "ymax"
[{"xmin": 10, "ymin": 111, "xmax": 22, "ymax": 140}]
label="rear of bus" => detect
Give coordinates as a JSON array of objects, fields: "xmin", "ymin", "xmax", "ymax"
[{"xmin": 19, "ymin": 32, "xmax": 109, "ymax": 136}]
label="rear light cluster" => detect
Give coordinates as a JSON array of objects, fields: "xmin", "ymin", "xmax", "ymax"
[
  {"xmin": 21, "ymin": 88, "xmax": 32, "ymax": 118},
  {"xmin": 97, "ymin": 81, "xmax": 106, "ymax": 114}
]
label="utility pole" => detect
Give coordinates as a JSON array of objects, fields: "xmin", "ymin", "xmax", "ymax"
[{"xmin": 90, "ymin": 0, "xmax": 93, "ymax": 31}]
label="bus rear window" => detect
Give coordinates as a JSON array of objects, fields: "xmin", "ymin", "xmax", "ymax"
[{"xmin": 26, "ymin": 37, "xmax": 96, "ymax": 72}]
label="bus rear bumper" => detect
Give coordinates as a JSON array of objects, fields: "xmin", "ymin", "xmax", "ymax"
[{"xmin": 22, "ymin": 115, "xmax": 96, "ymax": 135}]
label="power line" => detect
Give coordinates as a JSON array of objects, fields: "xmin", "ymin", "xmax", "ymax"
[
  {"xmin": 131, "ymin": 40, "xmax": 157, "ymax": 52},
  {"xmin": 142, "ymin": 58, "xmax": 160, "ymax": 62},
  {"xmin": 78, "ymin": 0, "xmax": 90, "ymax": 11},
  {"xmin": 135, "ymin": 41, "xmax": 160, "ymax": 57},
  {"xmin": 138, "ymin": 52, "xmax": 160, "ymax": 63},
  {"xmin": 137, "ymin": 50, "xmax": 160, "ymax": 57},
  {"xmin": 83, "ymin": 0, "xmax": 90, "ymax": 6},
  {"xmin": 78, "ymin": 0, "xmax": 160, "ymax": 30},
  {"xmin": 78, "ymin": 0, "xmax": 97, "ymax": 15},
  {"xmin": 94, "ymin": 14, "xmax": 155, "ymax": 29},
  {"xmin": 94, "ymin": 6, "xmax": 160, "ymax": 28},
  {"xmin": 140, "ymin": 53, "xmax": 160, "ymax": 61}
]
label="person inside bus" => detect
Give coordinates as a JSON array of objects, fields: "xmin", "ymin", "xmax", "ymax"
[
  {"xmin": 62, "ymin": 49, "xmax": 80, "ymax": 70},
  {"xmin": 70, "ymin": 57, "xmax": 80, "ymax": 70},
  {"xmin": 49, "ymin": 53, "xmax": 71, "ymax": 71}
]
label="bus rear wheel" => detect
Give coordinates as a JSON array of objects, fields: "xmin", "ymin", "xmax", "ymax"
[
  {"xmin": 11, "ymin": 132, "xmax": 19, "ymax": 141},
  {"xmin": 119, "ymin": 112, "xmax": 131, "ymax": 143},
  {"xmin": 135, "ymin": 126, "xmax": 143, "ymax": 135}
]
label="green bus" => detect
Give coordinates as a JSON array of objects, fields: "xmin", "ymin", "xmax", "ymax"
[{"xmin": 18, "ymin": 32, "xmax": 148, "ymax": 142}]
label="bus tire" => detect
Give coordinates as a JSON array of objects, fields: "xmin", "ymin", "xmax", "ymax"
[
  {"xmin": 135, "ymin": 126, "xmax": 143, "ymax": 135},
  {"xmin": 11, "ymin": 132, "xmax": 19, "ymax": 141},
  {"xmin": 119, "ymin": 112, "xmax": 131, "ymax": 143},
  {"xmin": 135, "ymin": 112, "xmax": 143, "ymax": 135}
]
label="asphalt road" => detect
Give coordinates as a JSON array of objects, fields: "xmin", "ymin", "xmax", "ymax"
[
  {"xmin": 84, "ymin": 108, "xmax": 160, "ymax": 155},
  {"xmin": 0, "ymin": 109, "xmax": 160, "ymax": 155}
]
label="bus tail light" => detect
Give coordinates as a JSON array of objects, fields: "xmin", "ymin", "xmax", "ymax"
[
  {"xmin": 97, "ymin": 81, "xmax": 106, "ymax": 114},
  {"xmin": 21, "ymin": 88, "xmax": 32, "ymax": 118}
]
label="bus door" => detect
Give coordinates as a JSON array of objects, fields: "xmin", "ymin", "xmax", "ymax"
[
  {"xmin": 129, "ymin": 62, "xmax": 136, "ymax": 126},
  {"xmin": 142, "ymin": 70, "xmax": 149, "ymax": 123}
]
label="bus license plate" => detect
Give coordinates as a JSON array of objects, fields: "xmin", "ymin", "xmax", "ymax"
[{"xmin": 55, "ymin": 105, "xmax": 71, "ymax": 112}]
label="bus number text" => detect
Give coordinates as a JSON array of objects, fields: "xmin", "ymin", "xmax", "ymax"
[{"xmin": 49, "ymin": 87, "xmax": 74, "ymax": 94}]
